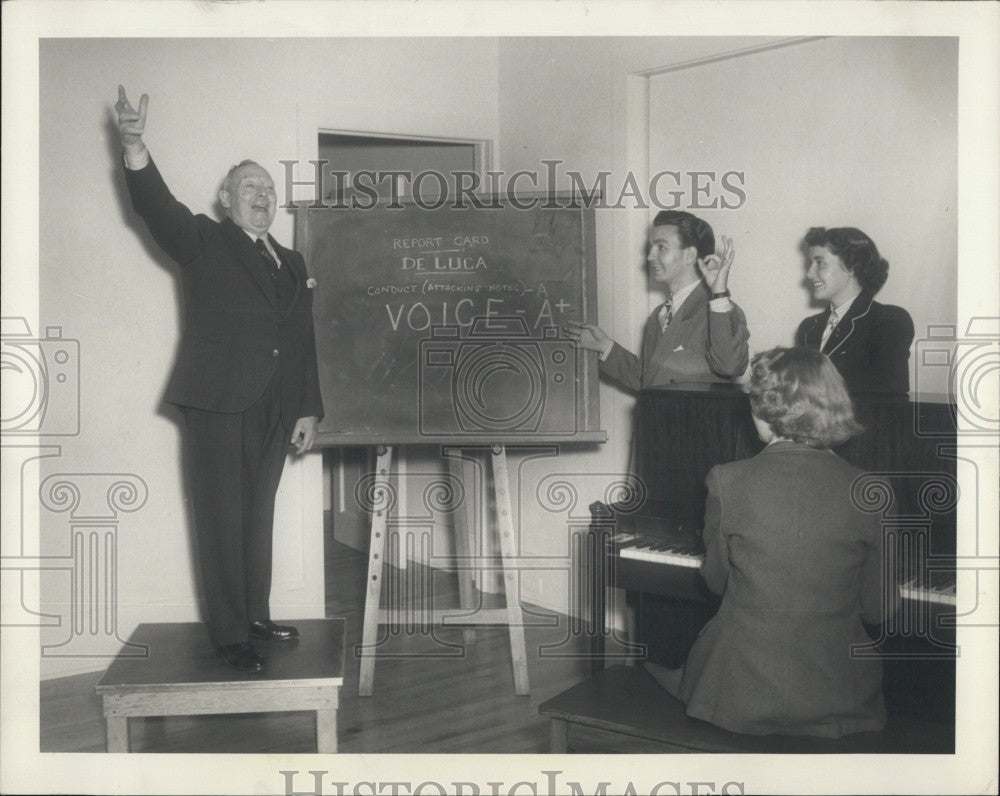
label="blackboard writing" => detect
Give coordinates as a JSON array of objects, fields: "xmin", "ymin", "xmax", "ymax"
[{"xmin": 298, "ymin": 197, "xmax": 603, "ymax": 444}]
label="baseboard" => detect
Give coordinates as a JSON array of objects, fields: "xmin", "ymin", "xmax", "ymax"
[{"xmin": 41, "ymin": 659, "xmax": 108, "ymax": 680}]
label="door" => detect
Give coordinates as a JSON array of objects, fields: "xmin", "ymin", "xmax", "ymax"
[{"xmin": 318, "ymin": 133, "xmax": 483, "ymax": 555}]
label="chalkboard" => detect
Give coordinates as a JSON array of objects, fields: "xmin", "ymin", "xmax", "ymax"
[{"xmin": 297, "ymin": 197, "xmax": 604, "ymax": 445}]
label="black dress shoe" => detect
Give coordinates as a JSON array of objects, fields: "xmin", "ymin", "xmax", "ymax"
[
  {"xmin": 248, "ymin": 619, "xmax": 299, "ymax": 641},
  {"xmin": 218, "ymin": 642, "xmax": 264, "ymax": 672}
]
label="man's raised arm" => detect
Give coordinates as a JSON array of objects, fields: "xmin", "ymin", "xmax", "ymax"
[
  {"xmin": 115, "ymin": 85, "xmax": 150, "ymax": 170},
  {"xmin": 114, "ymin": 85, "xmax": 208, "ymax": 265}
]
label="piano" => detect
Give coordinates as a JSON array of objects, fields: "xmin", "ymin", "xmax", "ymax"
[
  {"xmin": 609, "ymin": 532, "xmax": 956, "ymax": 603},
  {"xmin": 587, "ymin": 383, "xmax": 957, "ymax": 736}
]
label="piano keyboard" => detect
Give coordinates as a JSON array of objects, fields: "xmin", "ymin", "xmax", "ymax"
[
  {"xmin": 899, "ymin": 575, "xmax": 957, "ymax": 606},
  {"xmin": 608, "ymin": 533, "xmax": 957, "ymax": 606},
  {"xmin": 609, "ymin": 532, "xmax": 704, "ymax": 569}
]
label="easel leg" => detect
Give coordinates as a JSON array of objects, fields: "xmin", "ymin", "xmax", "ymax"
[
  {"xmin": 446, "ymin": 449, "xmax": 478, "ymax": 647},
  {"xmin": 490, "ymin": 445, "xmax": 530, "ymax": 696},
  {"xmin": 358, "ymin": 445, "xmax": 392, "ymax": 697}
]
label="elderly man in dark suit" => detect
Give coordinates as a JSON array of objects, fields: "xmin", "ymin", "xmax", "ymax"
[{"xmin": 115, "ymin": 87, "xmax": 324, "ymax": 671}]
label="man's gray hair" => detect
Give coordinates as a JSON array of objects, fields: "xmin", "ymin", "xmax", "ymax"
[{"xmin": 221, "ymin": 159, "xmax": 263, "ymax": 195}]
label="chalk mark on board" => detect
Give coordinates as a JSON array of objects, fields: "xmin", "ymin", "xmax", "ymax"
[{"xmin": 367, "ymin": 353, "xmax": 397, "ymax": 386}]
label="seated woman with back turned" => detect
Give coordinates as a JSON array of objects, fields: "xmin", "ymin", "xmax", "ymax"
[
  {"xmin": 797, "ymin": 226, "xmax": 914, "ymax": 395},
  {"xmin": 646, "ymin": 346, "xmax": 897, "ymax": 738}
]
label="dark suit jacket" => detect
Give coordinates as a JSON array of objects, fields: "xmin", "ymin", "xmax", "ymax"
[
  {"xmin": 678, "ymin": 441, "xmax": 893, "ymax": 737},
  {"xmin": 797, "ymin": 293, "xmax": 914, "ymax": 395},
  {"xmin": 125, "ymin": 158, "xmax": 324, "ymax": 421},
  {"xmin": 601, "ymin": 282, "xmax": 749, "ymax": 390}
]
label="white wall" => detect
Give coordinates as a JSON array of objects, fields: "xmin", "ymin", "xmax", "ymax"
[
  {"xmin": 37, "ymin": 37, "xmax": 500, "ymax": 678},
  {"xmin": 497, "ymin": 35, "xmax": 797, "ymax": 474},
  {"xmin": 648, "ymin": 36, "xmax": 957, "ymax": 371},
  {"xmin": 495, "ymin": 37, "xmax": 795, "ymax": 611},
  {"xmin": 496, "ymin": 36, "xmax": 958, "ymax": 616}
]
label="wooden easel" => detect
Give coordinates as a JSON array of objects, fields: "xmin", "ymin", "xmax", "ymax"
[{"xmin": 357, "ymin": 443, "xmax": 530, "ymax": 697}]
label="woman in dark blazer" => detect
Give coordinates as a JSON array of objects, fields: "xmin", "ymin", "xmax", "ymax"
[
  {"xmin": 796, "ymin": 227, "xmax": 914, "ymax": 395},
  {"xmin": 647, "ymin": 346, "xmax": 897, "ymax": 738}
]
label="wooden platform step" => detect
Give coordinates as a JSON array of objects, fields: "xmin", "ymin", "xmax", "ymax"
[{"xmin": 95, "ymin": 619, "xmax": 346, "ymax": 752}]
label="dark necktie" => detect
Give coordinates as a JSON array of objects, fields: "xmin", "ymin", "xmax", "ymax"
[
  {"xmin": 255, "ymin": 238, "xmax": 279, "ymax": 281},
  {"xmin": 658, "ymin": 298, "xmax": 673, "ymax": 333},
  {"xmin": 821, "ymin": 309, "xmax": 839, "ymax": 349}
]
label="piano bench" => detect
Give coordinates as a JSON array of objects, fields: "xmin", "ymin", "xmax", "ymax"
[{"xmin": 538, "ymin": 665, "xmax": 953, "ymax": 753}]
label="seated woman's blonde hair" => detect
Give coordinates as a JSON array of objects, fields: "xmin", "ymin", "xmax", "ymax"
[{"xmin": 749, "ymin": 346, "xmax": 863, "ymax": 448}]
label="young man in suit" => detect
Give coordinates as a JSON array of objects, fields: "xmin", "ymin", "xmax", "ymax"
[
  {"xmin": 797, "ymin": 226, "xmax": 914, "ymax": 396},
  {"xmin": 115, "ymin": 87, "xmax": 324, "ymax": 671},
  {"xmin": 565, "ymin": 210, "xmax": 749, "ymax": 389}
]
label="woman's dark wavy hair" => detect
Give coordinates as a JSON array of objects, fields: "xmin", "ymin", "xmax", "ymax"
[
  {"xmin": 749, "ymin": 346, "xmax": 863, "ymax": 449},
  {"xmin": 652, "ymin": 210, "xmax": 716, "ymax": 259},
  {"xmin": 804, "ymin": 226, "xmax": 889, "ymax": 294}
]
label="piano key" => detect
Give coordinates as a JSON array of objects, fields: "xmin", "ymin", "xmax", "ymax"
[
  {"xmin": 612, "ymin": 531, "xmax": 957, "ymax": 604},
  {"xmin": 898, "ymin": 577, "xmax": 957, "ymax": 606},
  {"xmin": 619, "ymin": 544, "xmax": 703, "ymax": 569},
  {"xmin": 605, "ymin": 531, "xmax": 706, "ymax": 568}
]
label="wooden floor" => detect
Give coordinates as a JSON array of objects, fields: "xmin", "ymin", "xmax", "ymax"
[{"xmin": 40, "ymin": 524, "xmax": 664, "ymax": 754}]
